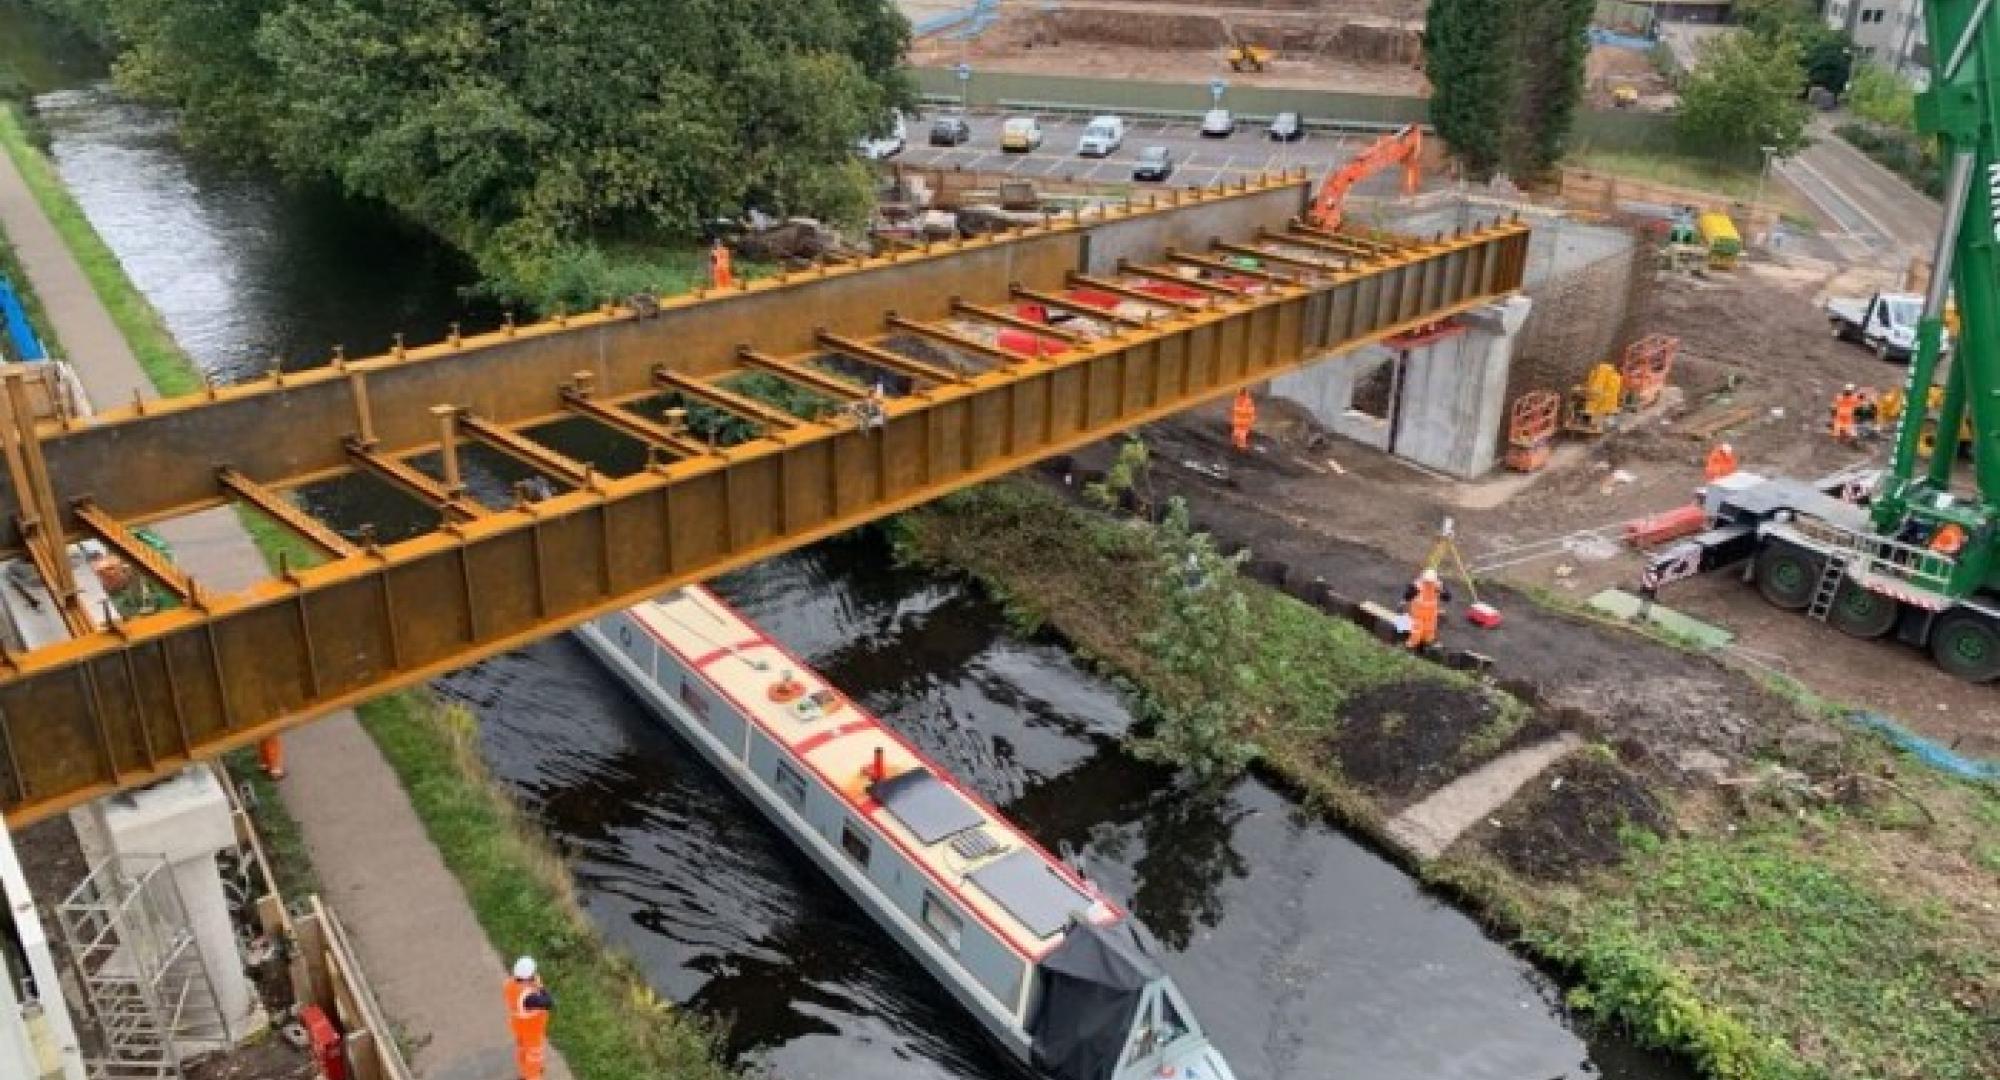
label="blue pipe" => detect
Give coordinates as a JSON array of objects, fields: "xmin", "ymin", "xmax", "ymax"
[{"xmin": 0, "ymin": 274, "xmax": 47, "ymax": 361}]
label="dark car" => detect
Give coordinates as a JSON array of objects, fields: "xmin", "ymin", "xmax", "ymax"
[
  {"xmin": 929, "ymin": 115, "xmax": 971, "ymax": 146},
  {"xmin": 1267, "ymin": 111, "xmax": 1303, "ymax": 142},
  {"xmin": 1132, "ymin": 146, "xmax": 1175, "ymax": 181}
]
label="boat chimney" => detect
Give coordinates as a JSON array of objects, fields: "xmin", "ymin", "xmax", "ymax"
[{"xmin": 872, "ymin": 746, "xmax": 886, "ymax": 782}]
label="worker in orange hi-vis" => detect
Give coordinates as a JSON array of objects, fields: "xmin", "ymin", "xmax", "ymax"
[
  {"xmin": 1703, "ymin": 442, "xmax": 1738, "ymax": 482},
  {"xmin": 1229, "ymin": 388, "xmax": 1257, "ymax": 451},
  {"xmin": 1402, "ymin": 568, "xmax": 1451, "ymax": 651},
  {"xmin": 1831, "ymin": 383, "xmax": 1861, "ymax": 442},
  {"xmin": 709, "ymin": 239, "xmax": 734, "ymax": 290},
  {"xmin": 505, "ymin": 956, "xmax": 554, "ymax": 1080},
  {"xmin": 1930, "ymin": 521, "xmax": 1968, "ymax": 556},
  {"xmin": 257, "ymin": 737, "xmax": 285, "ymax": 781}
]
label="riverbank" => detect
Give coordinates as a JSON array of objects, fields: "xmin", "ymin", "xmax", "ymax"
[
  {"xmin": 894, "ymin": 474, "xmax": 2000, "ymax": 1080},
  {"xmin": 0, "ymin": 80, "xmax": 733, "ymax": 1079}
]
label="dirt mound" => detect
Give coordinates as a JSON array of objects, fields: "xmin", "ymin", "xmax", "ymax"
[
  {"xmin": 1480, "ymin": 754, "xmax": 1666, "ymax": 880},
  {"xmin": 1328, "ymin": 678, "xmax": 1519, "ymax": 799}
]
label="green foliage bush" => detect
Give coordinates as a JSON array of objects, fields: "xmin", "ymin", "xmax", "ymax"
[
  {"xmin": 1676, "ymin": 32, "xmax": 1810, "ymax": 157},
  {"xmin": 84, "ymin": 0, "xmax": 912, "ymax": 307},
  {"xmin": 1837, "ymin": 122, "xmax": 1944, "ymax": 197}
]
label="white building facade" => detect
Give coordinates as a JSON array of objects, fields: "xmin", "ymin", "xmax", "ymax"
[{"xmin": 1825, "ymin": 0, "xmax": 1932, "ymax": 87}]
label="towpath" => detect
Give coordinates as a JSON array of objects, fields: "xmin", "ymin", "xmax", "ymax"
[{"xmin": 0, "ymin": 133, "xmax": 570, "ymax": 1080}]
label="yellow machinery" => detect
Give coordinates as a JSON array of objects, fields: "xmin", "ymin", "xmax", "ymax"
[
  {"xmin": 1564, "ymin": 362, "xmax": 1624, "ymax": 434},
  {"xmin": 1226, "ymin": 27, "xmax": 1272, "ymax": 72},
  {"xmin": 1612, "ymin": 84, "xmax": 1639, "ymax": 108},
  {"xmin": 1696, "ymin": 211, "xmax": 1742, "ymax": 270},
  {"xmin": 1880, "ymin": 384, "xmax": 1974, "ymax": 459}
]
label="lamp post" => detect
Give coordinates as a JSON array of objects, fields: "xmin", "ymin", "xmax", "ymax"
[
  {"xmin": 1753, "ymin": 144, "xmax": 1777, "ymax": 247},
  {"xmin": 955, "ymin": 62, "xmax": 972, "ymax": 111}
]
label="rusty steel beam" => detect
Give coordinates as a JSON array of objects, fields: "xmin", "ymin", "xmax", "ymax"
[
  {"xmin": 817, "ymin": 331, "xmax": 969, "ymax": 387},
  {"xmin": 347, "ymin": 440, "xmax": 486, "ymax": 522},
  {"xmin": 655, "ymin": 370, "xmax": 807, "ymax": 430},
  {"xmin": 72, "ymin": 502, "xmax": 193, "ymax": 603},
  {"xmin": 1167, "ymin": 249, "xmax": 1297, "ymax": 284},
  {"xmin": 1209, "ymin": 241, "xmax": 1339, "ymax": 274},
  {"xmin": 458, "ymin": 413, "xmax": 593, "ymax": 488},
  {"xmin": 881, "ymin": 315, "xmax": 1039, "ymax": 366},
  {"xmin": 735, "ymin": 349, "xmax": 872, "ymax": 403},
  {"xmin": 0, "ymin": 220, "xmax": 1529, "ymax": 823},
  {"xmin": 219, "ymin": 469, "xmax": 359, "ymax": 560},
  {"xmin": 949, "ymin": 300, "xmax": 1087, "ymax": 344},
  {"xmin": 560, "ymin": 388, "xmax": 712, "ymax": 458},
  {"xmin": 1118, "ymin": 262, "xmax": 1255, "ymax": 299},
  {"xmin": 1007, "ymin": 287, "xmax": 1150, "ymax": 329},
  {"xmin": 1067, "ymin": 273, "xmax": 1205, "ymax": 312}
]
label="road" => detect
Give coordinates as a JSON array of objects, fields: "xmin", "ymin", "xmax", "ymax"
[
  {"xmin": 886, "ymin": 109, "xmax": 1383, "ymax": 191},
  {"xmin": 1777, "ymin": 122, "xmax": 1942, "ymax": 267}
]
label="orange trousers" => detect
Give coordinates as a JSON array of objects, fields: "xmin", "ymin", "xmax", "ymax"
[{"xmin": 514, "ymin": 1040, "xmax": 546, "ymax": 1080}]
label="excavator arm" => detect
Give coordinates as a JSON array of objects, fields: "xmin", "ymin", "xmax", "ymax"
[{"xmin": 1309, "ymin": 125, "xmax": 1423, "ymax": 231}]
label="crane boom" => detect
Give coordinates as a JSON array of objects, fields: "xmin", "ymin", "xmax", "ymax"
[{"xmin": 1309, "ymin": 125, "xmax": 1422, "ymax": 231}]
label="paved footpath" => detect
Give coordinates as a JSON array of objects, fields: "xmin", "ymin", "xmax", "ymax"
[{"xmin": 0, "ymin": 135, "xmax": 569, "ymax": 1080}]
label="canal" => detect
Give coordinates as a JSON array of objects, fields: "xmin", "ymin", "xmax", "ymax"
[{"xmin": 0, "ymin": 7, "xmax": 1691, "ymax": 1076}]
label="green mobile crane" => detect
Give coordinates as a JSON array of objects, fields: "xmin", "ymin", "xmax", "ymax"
[{"xmin": 1644, "ymin": 0, "xmax": 2000, "ymax": 681}]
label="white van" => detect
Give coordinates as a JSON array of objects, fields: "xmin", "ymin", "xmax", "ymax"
[
  {"xmin": 1000, "ymin": 116, "xmax": 1043, "ymax": 152},
  {"xmin": 855, "ymin": 111, "xmax": 907, "ymax": 160},
  {"xmin": 1076, "ymin": 115, "xmax": 1126, "ymax": 157}
]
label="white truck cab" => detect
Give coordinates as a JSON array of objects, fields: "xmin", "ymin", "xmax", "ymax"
[
  {"xmin": 1077, "ymin": 115, "xmax": 1126, "ymax": 157},
  {"xmin": 1829, "ymin": 291, "xmax": 1937, "ymax": 362}
]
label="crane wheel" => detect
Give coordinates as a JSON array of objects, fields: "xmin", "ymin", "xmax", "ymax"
[
  {"xmin": 1754, "ymin": 542, "xmax": 1821, "ymax": 611},
  {"xmin": 1829, "ymin": 580, "xmax": 1899, "ymax": 639},
  {"xmin": 1930, "ymin": 609, "xmax": 2000, "ymax": 683}
]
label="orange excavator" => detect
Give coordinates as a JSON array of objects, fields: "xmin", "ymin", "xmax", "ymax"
[{"xmin": 1308, "ymin": 124, "xmax": 1423, "ymax": 231}]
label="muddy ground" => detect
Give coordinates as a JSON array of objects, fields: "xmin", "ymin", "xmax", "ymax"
[{"xmin": 1061, "ymin": 254, "xmax": 1997, "ymax": 765}]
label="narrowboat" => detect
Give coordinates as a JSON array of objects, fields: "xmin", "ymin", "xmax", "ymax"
[{"xmin": 577, "ymin": 587, "xmax": 1237, "ymax": 1080}]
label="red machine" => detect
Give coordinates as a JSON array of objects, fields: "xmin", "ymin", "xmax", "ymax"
[
  {"xmin": 1308, "ymin": 124, "xmax": 1423, "ymax": 231},
  {"xmin": 301, "ymin": 1004, "xmax": 346, "ymax": 1080}
]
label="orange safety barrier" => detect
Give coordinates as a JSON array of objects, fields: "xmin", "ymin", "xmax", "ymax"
[
  {"xmin": 1504, "ymin": 390, "xmax": 1561, "ymax": 473},
  {"xmin": 1619, "ymin": 334, "xmax": 1679, "ymax": 409}
]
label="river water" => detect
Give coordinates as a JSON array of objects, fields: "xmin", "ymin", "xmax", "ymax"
[{"xmin": 1, "ymin": 7, "xmax": 1690, "ymax": 1076}]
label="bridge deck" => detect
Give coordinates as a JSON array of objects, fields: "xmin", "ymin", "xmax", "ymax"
[{"xmin": 0, "ymin": 175, "xmax": 1527, "ymax": 823}]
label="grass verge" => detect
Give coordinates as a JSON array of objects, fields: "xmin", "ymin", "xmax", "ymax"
[
  {"xmin": 357, "ymin": 691, "xmax": 733, "ymax": 1080},
  {"xmin": 0, "ymin": 102, "xmax": 201, "ymax": 394},
  {"xmin": 1567, "ymin": 148, "xmax": 1772, "ymax": 203},
  {"xmin": 896, "ymin": 477, "xmax": 2000, "ymax": 1080}
]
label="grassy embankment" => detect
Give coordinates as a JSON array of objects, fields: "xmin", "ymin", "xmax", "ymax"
[
  {"xmin": 0, "ymin": 103, "xmax": 201, "ymax": 394},
  {"xmin": 2, "ymin": 95, "xmax": 735, "ymax": 1080},
  {"xmin": 895, "ymin": 477, "xmax": 1999, "ymax": 1080}
]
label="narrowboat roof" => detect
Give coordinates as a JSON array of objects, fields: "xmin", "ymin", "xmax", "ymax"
[{"xmin": 631, "ymin": 587, "xmax": 1121, "ymax": 960}]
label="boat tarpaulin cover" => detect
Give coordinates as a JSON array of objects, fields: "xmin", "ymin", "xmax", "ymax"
[
  {"xmin": 870, "ymin": 767, "xmax": 985, "ymax": 844},
  {"xmin": 1029, "ymin": 922, "xmax": 1159, "ymax": 1080},
  {"xmin": 968, "ymin": 849, "xmax": 1095, "ymax": 939}
]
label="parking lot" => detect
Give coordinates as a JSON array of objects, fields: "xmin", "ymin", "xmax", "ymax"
[{"xmin": 890, "ymin": 110, "xmax": 1373, "ymax": 190}]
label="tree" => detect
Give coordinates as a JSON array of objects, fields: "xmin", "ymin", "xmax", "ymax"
[
  {"xmin": 1734, "ymin": 0, "xmax": 1855, "ymax": 95},
  {"xmin": 1676, "ymin": 31, "xmax": 1811, "ymax": 157},
  {"xmin": 91, "ymin": 0, "xmax": 913, "ymax": 307},
  {"xmin": 1508, "ymin": 0, "xmax": 1595, "ymax": 178},
  {"xmin": 1846, "ymin": 61, "xmax": 1917, "ymax": 131},
  {"xmin": 1425, "ymin": 0, "xmax": 1517, "ymax": 178}
]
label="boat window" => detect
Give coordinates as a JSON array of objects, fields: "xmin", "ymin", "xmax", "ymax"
[
  {"xmin": 840, "ymin": 821, "xmax": 872, "ymax": 867},
  {"xmin": 922, "ymin": 893, "xmax": 964, "ymax": 951},
  {"xmin": 774, "ymin": 762, "xmax": 808, "ymax": 808}
]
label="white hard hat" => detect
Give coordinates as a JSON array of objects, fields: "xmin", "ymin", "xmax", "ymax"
[
  {"xmin": 513, "ymin": 956, "xmax": 537, "ymax": 980},
  {"xmin": 1420, "ymin": 568, "xmax": 1439, "ymax": 584},
  {"xmin": 1844, "ymin": 383, "xmax": 1856, "ymax": 391},
  {"xmin": 1719, "ymin": 442, "xmax": 1732, "ymax": 453}
]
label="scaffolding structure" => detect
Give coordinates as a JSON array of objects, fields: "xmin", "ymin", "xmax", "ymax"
[{"xmin": 56, "ymin": 856, "xmax": 230, "ymax": 1080}]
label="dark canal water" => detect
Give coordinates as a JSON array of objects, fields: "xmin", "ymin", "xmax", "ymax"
[{"xmin": 0, "ymin": 6, "xmax": 1693, "ymax": 1075}]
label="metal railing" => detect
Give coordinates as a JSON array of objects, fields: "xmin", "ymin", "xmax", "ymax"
[
  {"xmin": 916, "ymin": 94, "xmax": 1418, "ymax": 136},
  {"xmin": 1789, "ymin": 515, "xmax": 1955, "ymax": 594}
]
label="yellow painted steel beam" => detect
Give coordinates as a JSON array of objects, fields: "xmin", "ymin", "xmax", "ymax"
[
  {"xmin": 1117, "ymin": 262, "xmax": 1254, "ymax": 299},
  {"xmin": 1007, "ymin": 287, "xmax": 1150, "ymax": 329},
  {"xmin": 0, "ymin": 221, "xmax": 1530, "ymax": 824},
  {"xmin": 948, "ymin": 300, "xmax": 1088, "ymax": 343},
  {"xmin": 656, "ymin": 369, "xmax": 808, "ymax": 430},
  {"xmin": 880, "ymin": 316, "xmax": 1038, "ymax": 366},
  {"xmin": 735, "ymin": 349, "xmax": 872, "ymax": 403},
  {"xmin": 458, "ymin": 413, "xmax": 593, "ymax": 488},
  {"xmin": 347, "ymin": 440, "xmax": 487, "ymax": 522},
  {"xmin": 817, "ymin": 331, "xmax": 969, "ymax": 387},
  {"xmin": 560, "ymin": 388, "xmax": 712, "ymax": 458},
  {"xmin": 1209, "ymin": 241, "xmax": 1341, "ymax": 273},
  {"xmin": 1166, "ymin": 249, "xmax": 1299, "ymax": 285},
  {"xmin": 1067, "ymin": 273, "xmax": 1205, "ymax": 312},
  {"xmin": 72, "ymin": 501, "xmax": 193, "ymax": 603},
  {"xmin": 218, "ymin": 468, "xmax": 360, "ymax": 560}
]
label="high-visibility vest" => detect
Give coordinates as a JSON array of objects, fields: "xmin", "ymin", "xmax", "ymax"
[
  {"xmin": 711, "ymin": 245, "xmax": 733, "ymax": 285},
  {"xmin": 1231, "ymin": 392, "xmax": 1256, "ymax": 429},
  {"xmin": 1930, "ymin": 522, "xmax": 1967, "ymax": 556},
  {"xmin": 1410, "ymin": 580, "xmax": 1441, "ymax": 621},
  {"xmin": 1704, "ymin": 446, "xmax": 1737, "ymax": 481},
  {"xmin": 506, "ymin": 979, "xmax": 549, "ymax": 1047},
  {"xmin": 1833, "ymin": 393, "xmax": 1858, "ymax": 421}
]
